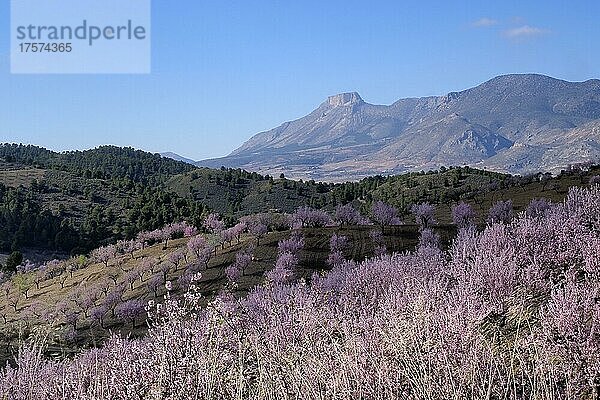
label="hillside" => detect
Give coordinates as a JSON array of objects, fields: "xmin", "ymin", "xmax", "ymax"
[
  {"xmin": 0, "ymin": 222, "xmax": 457, "ymax": 365},
  {"xmin": 0, "ymin": 144, "xmax": 196, "ymax": 184},
  {"xmin": 2, "ymin": 143, "xmax": 599, "ymax": 258},
  {"xmin": 0, "ymin": 144, "xmax": 497, "ymax": 254},
  {"xmin": 199, "ymin": 74, "xmax": 600, "ymax": 180},
  {"xmin": 2, "ymin": 164, "xmax": 599, "ymax": 365},
  {"xmin": 0, "ymin": 157, "xmax": 206, "ymax": 255},
  {"xmin": 2, "ymin": 184, "xmax": 599, "ymax": 398},
  {"xmin": 160, "ymin": 152, "xmax": 196, "ymax": 165},
  {"xmin": 1, "ymin": 146, "xmax": 599, "ymax": 393}
]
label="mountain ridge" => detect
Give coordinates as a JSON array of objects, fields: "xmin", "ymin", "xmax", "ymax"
[
  {"xmin": 161, "ymin": 152, "xmax": 197, "ymax": 165},
  {"xmin": 199, "ymin": 73, "xmax": 600, "ymax": 181}
]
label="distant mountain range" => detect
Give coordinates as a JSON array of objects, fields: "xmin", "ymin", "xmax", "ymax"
[
  {"xmin": 194, "ymin": 74, "xmax": 600, "ymax": 181},
  {"xmin": 160, "ymin": 152, "xmax": 196, "ymax": 165}
]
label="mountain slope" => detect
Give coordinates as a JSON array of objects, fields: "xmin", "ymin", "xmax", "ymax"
[
  {"xmin": 199, "ymin": 74, "xmax": 600, "ymax": 180},
  {"xmin": 161, "ymin": 152, "xmax": 197, "ymax": 165}
]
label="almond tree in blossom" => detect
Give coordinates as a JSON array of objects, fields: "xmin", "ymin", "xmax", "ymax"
[
  {"xmin": 411, "ymin": 202, "xmax": 436, "ymax": 229},
  {"xmin": 187, "ymin": 235, "xmax": 214, "ymax": 269},
  {"xmin": 277, "ymin": 232, "xmax": 305, "ymax": 255},
  {"xmin": 158, "ymin": 262, "xmax": 172, "ymax": 283},
  {"xmin": 334, "ymin": 204, "xmax": 362, "ymax": 226},
  {"xmin": 248, "ymin": 222, "xmax": 268, "ymax": 245},
  {"xmin": 225, "ymin": 245, "xmax": 255, "ymax": 284},
  {"xmin": 526, "ymin": 198, "xmax": 552, "ymax": 218},
  {"xmin": 69, "ymin": 286, "xmax": 100, "ymax": 318},
  {"xmin": 147, "ymin": 273, "xmax": 164, "ymax": 298},
  {"xmin": 168, "ymin": 249, "xmax": 186, "ymax": 272},
  {"xmin": 89, "ymin": 305, "xmax": 108, "ymax": 329},
  {"xmin": 4, "ymin": 185, "xmax": 600, "ymax": 398},
  {"xmin": 265, "ymin": 233, "xmax": 305, "ymax": 284},
  {"xmin": 265, "ymin": 252, "xmax": 297, "ymax": 285},
  {"xmin": 451, "ymin": 201, "xmax": 476, "ymax": 230},
  {"xmin": 187, "ymin": 235, "xmax": 208, "ymax": 259},
  {"xmin": 91, "ymin": 245, "xmax": 117, "ymax": 268},
  {"xmin": 136, "ymin": 231, "xmax": 154, "ymax": 250},
  {"xmin": 327, "ymin": 233, "xmax": 348, "ymax": 267},
  {"xmin": 183, "ymin": 224, "xmax": 199, "ymax": 238},
  {"xmin": 369, "ymin": 230, "xmax": 387, "ymax": 257},
  {"xmin": 487, "ymin": 200, "xmax": 514, "ymax": 224},
  {"xmin": 203, "ymin": 213, "xmax": 225, "ymax": 234},
  {"xmin": 115, "ymin": 299, "xmax": 145, "ymax": 328},
  {"xmin": 96, "ymin": 278, "xmax": 112, "ymax": 297},
  {"xmin": 116, "ymin": 239, "xmax": 141, "ymax": 259},
  {"xmin": 291, "ymin": 207, "xmax": 331, "ymax": 228},
  {"xmin": 196, "ymin": 245, "xmax": 213, "ymax": 270},
  {"xmin": 371, "ymin": 200, "xmax": 401, "ymax": 231},
  {"xmin": 220, "ymin": 227, "xmax": 237, "ymax": 248},
  {"xmin": 124, "ymin": 269, "xmax": 141, "ymax": 290},
  {"xmin": 232, "ymin": 222, "xmax": 246, "ymax": 244},
  {"xmin": 103, "ymin": 284, "xmax": 125, "ymax": 318}
]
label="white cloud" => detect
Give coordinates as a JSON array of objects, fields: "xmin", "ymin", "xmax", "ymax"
[
  {"xmin": 504, "ymin": 25, "xmax": 549, "ymax": 38},
  {"xmin": 472, "ymin": 17, "xmax": 498, "ymax": 27}
]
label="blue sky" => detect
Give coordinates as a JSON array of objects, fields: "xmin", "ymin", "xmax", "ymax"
[{"xmin": 1, "ymin": 1, "xmax": 599, "ymax": 160}]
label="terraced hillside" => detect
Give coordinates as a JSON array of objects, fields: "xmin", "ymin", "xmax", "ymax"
[{"xmin": 0, "ymin": 223, "xmax": 453, "ymax": 365}]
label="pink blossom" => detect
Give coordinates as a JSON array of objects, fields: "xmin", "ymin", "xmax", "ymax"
[{"xmin": 371, "ymin": 201, "xmax": 401, "ymax": 227}]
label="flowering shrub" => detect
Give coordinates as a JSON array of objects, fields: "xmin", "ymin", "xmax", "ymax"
[{"xmin": 2, "ymin": 186, "xmax": 600, "ymax": 398}]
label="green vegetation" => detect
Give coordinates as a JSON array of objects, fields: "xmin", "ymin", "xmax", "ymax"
[
  {"xmin": 0, "ymin": 144, "xmax": 195, "ymax": 184},
  {"xmin": 1, "ymin": 143, "xmax": 598, "ymax": 256},
  {"xmin": 3, "ymin": 252, "xmax": 23, "ymax": 273},
  {"xmin": 0, "ymin": 145, "xmax": 207, "ymax": 253},
  {"xmin": 0, "ymin": 174, "xmax": 206, "ymax": 254}
]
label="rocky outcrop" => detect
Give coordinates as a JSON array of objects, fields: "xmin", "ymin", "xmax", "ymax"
[{"xmin": 327, "ymin": 92, "xmax": 364, "ymax": 107}]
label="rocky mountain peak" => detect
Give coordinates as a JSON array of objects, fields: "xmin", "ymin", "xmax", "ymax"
[
  {"xmin": 327, "ymin": 92, "xmax": 364, "ymax": 107},
  {"xmin": 199, "ymin": 74, "xmax": 600, "ymax": 181}
]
